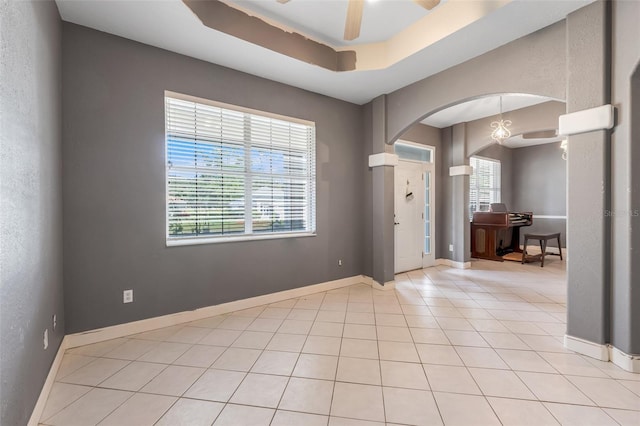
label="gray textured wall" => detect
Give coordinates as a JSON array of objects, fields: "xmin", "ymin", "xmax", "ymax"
[
  {"xmin": 62, "ymin": 23, "xmax": 365, "ymax": 333},
  {"xmin": 362, "ymin": 103, "xmax": 374, "ymax": 277},
  {"xmin": 512, "ymin": 142, "xmax": 567, "ymax": 248},
  {"xmin": 452, "ymin": 124, "xmax": 471, "ymax": 263},
  {"xmin": 369, "ymin": 96, "xmax": 395, "ymax": 285},
  {"xmin": 565, "ymin": 0, "xmax": 611, "ymax": 347},
  {"xmin": 386, "ymin": 21, "xmax": 567, "ymax": 143},
  {"xmin": 610, "ymin": 0, "xmax": 640, "ymax": 355},
  {"xmin": 439, "ymin": 128, "xmax": 454, "ymax": 260},
  {"xmin": 0, "ymin": 1, "xmax": 64, "ymax": 425}
]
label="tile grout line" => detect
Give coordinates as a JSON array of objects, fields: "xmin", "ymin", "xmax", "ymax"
[
  {"xmin": 271, "ymin": 292, "xmax": 323, "ymax": 424},
  {"xmin": 408, "ymin": 269, "xmax": 447, "ymax": 426},
  {"xmin": 42, "ymin": 262, "xmax": 640, "ymax": 426}
]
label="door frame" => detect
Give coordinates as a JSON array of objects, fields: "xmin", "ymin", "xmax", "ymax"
[
  {"xmin": 422, "ymin": 159, "xmax": 436, "ymax": 268},
  {"xmin": 393, "ymin": 140, "xmax": 436, "ymax": 271}
]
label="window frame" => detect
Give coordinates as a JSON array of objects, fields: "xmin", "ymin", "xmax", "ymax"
[
  {"xmin": 469, "ymin": 155, "xmax": 501, "ymax": 220},
  {"xmin": 164, "ymin": 91, "xmax": 317, "ymax": 247},
  {"xmin": 394, "ymin": 140, "xmax": 435, "ymax": 163}
]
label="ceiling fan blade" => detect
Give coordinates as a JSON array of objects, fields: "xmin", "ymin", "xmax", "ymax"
[
  {"xmin": 413, "ymin": 0, "xmax": 441, "ymax": 10},
  {"xmin": 344, "ymin": 0, "xmax": 364, "ymax": 41}
]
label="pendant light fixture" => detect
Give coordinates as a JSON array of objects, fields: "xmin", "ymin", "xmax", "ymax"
[{"xmin": 490, "ymin": 96, "xmax": 512, "ymax": 144}]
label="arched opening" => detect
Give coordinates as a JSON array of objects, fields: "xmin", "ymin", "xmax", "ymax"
[{"xmin": 390, "ymin": 93, "xmax": 567, "ymax": 269}]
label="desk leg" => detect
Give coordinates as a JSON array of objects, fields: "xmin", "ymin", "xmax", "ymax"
[
  {"xmin": 541, "ymin": 239, "xmax": 546, "ymax": 267},
  {"xmin": 522, "ymin": 239, "xmax": 528, "ymax": 264}
]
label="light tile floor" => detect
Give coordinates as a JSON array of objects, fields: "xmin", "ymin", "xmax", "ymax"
[{"xmin": 40, "ymin": 258, "xmax": 640, "ymax": 425}]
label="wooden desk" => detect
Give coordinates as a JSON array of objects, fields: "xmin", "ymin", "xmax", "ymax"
[{"xmin": 522, "ymin": 232, "xmax": 563, "ymax": 267}]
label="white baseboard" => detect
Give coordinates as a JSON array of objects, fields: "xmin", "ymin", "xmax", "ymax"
[
  {"xmin": 31, "ymin": 274, "xmax": 368, "ymax": 424},
  {"xmin": 609, "ymin": 346, "xmax": 640, "ymax": 373},
  {"xmin": 66, "ymin": 275, "xmax": 367, "ymax": 349},
  {"xmin": 564, "ymin": 334, "xmax": 609, "ymax": 361},
  {"xmin": 371, "ymin": 279, "xmax": 396, "ymax": 291},
  {"xmin": 436, "ymin": 258, "xmax": 471, "ymax": 269},
  {"xmin": 565, "ymin": 334, "xmax": 640, "ymax": 373},
  {"xmin": 28, "ymin": 336, "xmax": 69, "ymax": 426}
]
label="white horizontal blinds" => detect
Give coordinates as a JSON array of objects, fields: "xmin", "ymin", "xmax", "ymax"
[
  {"xmin": 166, "ymin": 95, "xmax": 315, "ymax": 241},
  {"xmin": 249, "ymin": 115, "xmax": 315, "ymax": 233},
  {"xmin": 469, "ymin": 156, "xmax": 501, "ymax": 219}
]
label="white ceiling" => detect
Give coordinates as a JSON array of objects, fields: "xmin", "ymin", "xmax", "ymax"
[
  {"xmin": 421, "ymin": 94, "xmax": 566, "ymax": 148},
  {"xmin": 502, "ymin": 133, "xmax": 564, "ymax": 149},
  {"xmin": 226, "ymin": 0, "xmax": 435, "ymax": 47},
  {"xmin": 55, "ymin": 0, "xmax": 594, "ymax": 106},
  {"xmin": 421, "ymin": 94, "xmax": 551, "ymax": 128}
]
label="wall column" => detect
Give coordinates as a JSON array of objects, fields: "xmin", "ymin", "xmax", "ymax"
[
  {"xmin": 370, "ymin": 95, "xmax": 396, "ymax": 288},
  {"xmin": 564, "ymin": 0, "xmax": 611, "ymax": 358},
  {"xmin": 610, "ymin": 0, "xmax": 640, "ymax": 365},
  {"xmin": 451, "ymin": 123, "xmax": 471, "ymax": 264}
]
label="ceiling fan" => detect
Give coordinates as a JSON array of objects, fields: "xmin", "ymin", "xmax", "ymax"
[{"xmin": 276, "ymin": 0, "xmax": 441, "ymax": 41}]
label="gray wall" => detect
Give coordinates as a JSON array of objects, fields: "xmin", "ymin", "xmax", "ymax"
[
  {"xmin": 0, "ymin": 1, "xmax": 64, "ymax": 425},
  {"xmin": 369, "ymin": 96, "xmax": 395, "ymax": 285},
  {"xmin": 565, "ymin": 0, "xmax": 611, "ymax": 348},
  {"xmin": 439, "ymin": 128, "xmax": 454, "ymax": 260},
  {"xmin": 451, "ymin": 124, "xmax": 471, "ymax": 262},
  {"xmin": 62, "ymin": 23, "xmax": 365, "ymax": 333},
  {"xmin": 610, "ymin": 0, "xmax": 640, "ymax": 355},
  {"xmin": 386, "ymin": 21, "xmax": 567, "ymax": 143},
  {"xmin": 362, "ymin": 103, "xmax": 374, "ymax": 277},
  {"xmin": 512, "ymin": 142, "xmax": 567, "ymax": 247}
]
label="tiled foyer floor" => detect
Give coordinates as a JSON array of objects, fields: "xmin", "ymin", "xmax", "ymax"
[{"xmin": 40, "ymin": 258, "xmax": 640, "ymax": 426}]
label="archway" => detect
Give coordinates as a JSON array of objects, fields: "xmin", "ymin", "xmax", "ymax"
[
  {"xmin": 383, "ymin": 19, "xmax": 567, "ymax": 147},
  {"xmin": 391, "ymin": 94, "xmax": 566, "ymax": 266},
  {"xmin": 367, "ymin": 19, "xmax": 568, "ymax": 288}
]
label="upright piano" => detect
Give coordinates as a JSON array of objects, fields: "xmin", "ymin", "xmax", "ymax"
[{"xmin": 471, "ymin": 211, "xmax": 533, "ymax": 261}]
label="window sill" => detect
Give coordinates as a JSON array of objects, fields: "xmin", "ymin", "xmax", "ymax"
[{"xmin": 166, "ymin": 231, "xmax": 317, "ymax": 247}]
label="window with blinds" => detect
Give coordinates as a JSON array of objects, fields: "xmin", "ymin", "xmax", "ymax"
[
  {"xmin": 469, "ymin": 156, "xmax": 501, "ymax": 220},
  {"xmin": 165, "ymin": 92, "xmax": 316, "ymax": 245}
]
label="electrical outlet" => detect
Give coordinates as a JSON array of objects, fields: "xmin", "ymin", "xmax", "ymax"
[
  {"xmin": 338, "ymin": 259, "xmax": 343, "ymax": 266},
  {"xmin": 43, "ymin": 329, "xmax": 48, "ymax": 350},
  {"xmin": 449, "ymin": 244, "xmax": 454, "ymax": 252},
  {"xmin": 52, "ymin": 314, "xmax": 57, "ymax": 331},
  {"xmin": 123, "ymin": 289, "xmax": 133, "ymax": 304}
]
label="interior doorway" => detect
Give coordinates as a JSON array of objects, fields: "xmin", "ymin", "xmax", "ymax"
[{"xmin": 394, "ymin": 141, "xmax": 435, "ymax": 273}]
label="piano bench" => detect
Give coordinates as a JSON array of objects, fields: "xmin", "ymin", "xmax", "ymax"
[{"xmin": 522, "ymin": 232, "xmax": 563, "ymax": 267}]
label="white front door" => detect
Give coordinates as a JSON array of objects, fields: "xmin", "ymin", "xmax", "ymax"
[
  {"xmin": 395, "ymin": 160, "xmax": 426, "ymax": 273},
  {"xmin": 394, "ymin": 159, "xmax": 436, "ymax": 273}
]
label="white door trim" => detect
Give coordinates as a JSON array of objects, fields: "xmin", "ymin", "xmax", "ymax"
[
  {"xmin": 394, "ymin": 153, "xmax": 437, "ymax": 272},
  {"xmin": 422, "ymin": 161, "xmax": 436, "ymax": 268}
]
